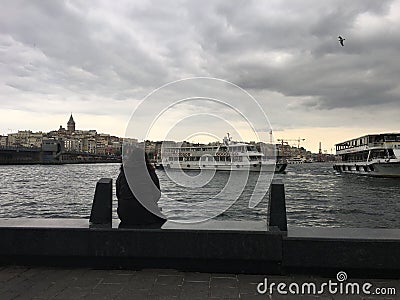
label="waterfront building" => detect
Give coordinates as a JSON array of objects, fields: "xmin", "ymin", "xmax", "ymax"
[
  {"xmin": 27, "ymin": 132, "xmax": 44, "ymax": 148},
  {"xmin": 123, "ymin": 138, "xmax": 138, "ymax": 143},
  {"xmin": 48, "ymin": 116, "xmax": 121, "ymax": 155},
  {"xmin": 7, "ymin": 130, "xmax": 43, "ymax": 148},
  {"xmin": 95, "ymin": 134, "xmax": 110, "ymax": 154},
  {"xmin": 154, "ymin": 141, "xmax": 163, "ymax": 162},
  {"xmin": 57, "ymin": 126, "xmax": 67, "ymax": 137},
  {"xmin": 108, "ymin": 141, "xmax": 122, "ymax": 155},
  {"xmin": 64, "ymin": 138, "xmax": 83, "ymax": 152},
  {"xmin": 145, "ymin": 140, "xmax": 156, "ymax": 159},
  {"xmin": 97, "ymin": 133, "xmax": 111, "ymax": 144},
  {"xmin": 2, "ymin": 114, "xmax": 123, "ymax": 159},
  {"xmin": 95, "ymin": 141, "xmax": 106, "ymax": 155},
  {"xmin": 87, "ymin": 138, "xmax": 97, "ymax": 154},
  {"xmin": 0, "ymin": 135, "xmax": 7, "ymax": 147}
]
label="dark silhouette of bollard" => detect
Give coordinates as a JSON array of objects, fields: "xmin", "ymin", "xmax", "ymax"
[
  {"xmin": 268, "ymin": 179, "xmax": 287, "ymax": 231},
  {"xmin": 90, "ymin": 178, "xmax": 112, "ymax": 228}
]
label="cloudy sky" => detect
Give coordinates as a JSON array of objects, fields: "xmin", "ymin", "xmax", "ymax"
[{"xmin": 1, "ymin": 0, "xmax": 399, "ymax": 152}]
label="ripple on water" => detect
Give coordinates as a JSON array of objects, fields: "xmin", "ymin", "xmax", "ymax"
[{"xmin": 0, "ymin": 163, "xmax": 399, "ymax": 228}]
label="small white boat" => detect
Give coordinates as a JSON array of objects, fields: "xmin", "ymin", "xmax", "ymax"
[{"xmin": 287, "ymin": 157, "xmax": 305, "ymax": 164}]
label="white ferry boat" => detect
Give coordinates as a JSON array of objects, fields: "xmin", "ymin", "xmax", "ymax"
[
  {"xmin": 159, "ymin": 135, "xmax": 287, "ymax": 173},
  {"xmin": 287, "ymin": 157, "xmax": 305, "ymax": 164},
  {"xmin": 333, "ymin": 133, "xmax": 400, "ymax": 177}
]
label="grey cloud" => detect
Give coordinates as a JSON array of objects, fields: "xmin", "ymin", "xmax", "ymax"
[
  {"xmin": 0, "ymin": 0, "xmax": 399, "ymax": 134},
  {"xmin": 1, "ymin": 0, "xmax": 171, "ymax": 98}
]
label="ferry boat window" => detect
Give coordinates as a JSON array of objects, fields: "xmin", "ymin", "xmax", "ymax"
[
  {"xmin": 370, "ymin": 150, "xmax": 386, "ymax": 159},
  {"xmin": 233, "ymin": 146, "xmax": 243, "ymax": 152},
  {"xmin": 247, "ymin": 145, "xmax": 256, "ymax": 151},
  {"xmin": 362, "ymin": 151, "xmax": 369, "ymax": 161},
  {"xmin": 385, "ymin": 135, "xmax": 396, "ymax": 142}
]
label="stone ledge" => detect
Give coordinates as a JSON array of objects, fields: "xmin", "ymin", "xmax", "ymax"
[
  {"xmin": 0, "ymin": 218, "xmax": 90, "ymax": 228},
  {"xmin": 283, "ymin": 226, "xmax": 400, "ymax": 274},
  {"xmin": 1, "ymin": 219, "xmax": 400, "ymax": 276},
  {"xmin": 0, "ymin": 218, "xmax": 282, "ymax": 274},
  {"xmin": 288, "ymin": 226, "xmax": 400, "ymax": 241}
]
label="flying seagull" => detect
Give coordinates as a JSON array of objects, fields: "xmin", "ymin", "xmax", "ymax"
[{"xmin": 338, "ymin": 36, "xmax": 345, "ymax": 46}]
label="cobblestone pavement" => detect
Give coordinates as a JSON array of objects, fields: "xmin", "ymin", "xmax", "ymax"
[{"xmin": 0, "ymin": 266, "xmax": 399, "ymax": 299}]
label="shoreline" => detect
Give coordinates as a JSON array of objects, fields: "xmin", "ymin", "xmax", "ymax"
[{"xmin": 0, "ymin": 160, "xmax": 121, "ymax": 165}]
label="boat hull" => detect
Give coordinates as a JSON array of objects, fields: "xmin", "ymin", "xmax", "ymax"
[
  {"xmin": 160, "ymin": 161, "xmax": 287, "ymax": 173},
  {"xmin": 333, "ymin": 161, "xmax": 400, "ymax": 177}
]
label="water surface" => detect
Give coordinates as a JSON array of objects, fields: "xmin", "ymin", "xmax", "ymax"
[{"xmin": 0, "ymin": 163, "xmax": 399, "ymax": 228}]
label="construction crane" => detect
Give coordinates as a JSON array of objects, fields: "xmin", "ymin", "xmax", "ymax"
[
  {"xmin": 277, "ymin": 138, "xmax": 305, "ymax": 149},
  {"xmin": 276, "ymin": 138, "xmax": 306, "ymax": 160}
]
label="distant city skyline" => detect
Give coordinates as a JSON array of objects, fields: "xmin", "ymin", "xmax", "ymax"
[
  {"xmin": 0, "ymin": 110, "xmax": 397, "ymax": 155},
  {"xmin": 1, "ymin": 1, "xmax": 400, "ymax": 153},
  {"xmin": 3, "ymin": 114, "xmax": 328, "ymax": 163}
]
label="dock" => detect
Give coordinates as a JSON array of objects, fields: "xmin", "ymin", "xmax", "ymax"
[{"xmin": 0, "ymin": 146, "xmax": 121, "ymax": 165}]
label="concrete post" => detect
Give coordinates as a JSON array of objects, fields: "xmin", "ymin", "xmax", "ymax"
[
  {"xmin": 268, "ymin": 179, "xmax": 287, "ymax": 231},
  {"xmin": 89, "ymin": 178, "xmax": 112, "ymax": 228}
]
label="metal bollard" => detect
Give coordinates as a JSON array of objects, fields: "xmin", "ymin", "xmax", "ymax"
[
  {"xmin": 89, "ymin": 178, "xmax": 112, "ymax": 228},
  {"xmin": 268, "ymin": 179, "xmax": 287, "ymax": 231}
]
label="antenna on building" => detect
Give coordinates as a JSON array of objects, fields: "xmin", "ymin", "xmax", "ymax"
[{"xmin": 318, "ymin": 142, "xmax": 322, "ymax": 162}]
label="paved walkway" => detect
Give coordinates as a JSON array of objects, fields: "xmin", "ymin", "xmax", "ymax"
[{"xmin": 0, "ymin": 266, "xmax": 399, "ymax": 299}]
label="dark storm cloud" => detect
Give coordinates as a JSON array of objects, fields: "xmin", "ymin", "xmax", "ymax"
[
  {"xmin": 0, "ymin": 0, "xmax": 399, "ymax": 117},
  {"xmin": 193, "ymin": 0, "xmax": 398, "ymax": 109}
]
